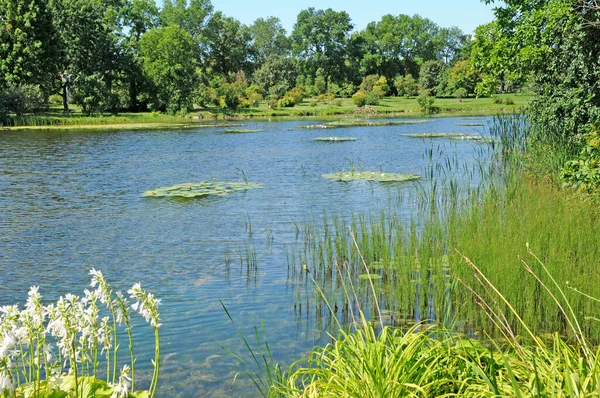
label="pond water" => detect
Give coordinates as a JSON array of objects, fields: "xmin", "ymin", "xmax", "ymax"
[{"xmin": 0, "ymin": 116, "xmax": 491, "ymax": 397}]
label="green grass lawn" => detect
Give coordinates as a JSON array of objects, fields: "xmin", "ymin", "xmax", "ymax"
[{"xmin": 3, "ymin": 94, "xmax": 533, "ymax": 130}]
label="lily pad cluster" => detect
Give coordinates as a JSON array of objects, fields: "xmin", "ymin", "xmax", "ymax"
[
  {"xmin": 222, "ymin": 129, "xmax": 264, "ymax": 133},
  {"xmin": 323, "ymin": 171, "xmax": 421, "ymax": 182},
  {"xmin": 313, "ymin": 137, "xmax": 357, "ymax": 142},
  {"xmin": 404, "ymin": 132, "xmax": 490, "ymax": 141},
  {"xmin": 143, "ymin": 181, "xmax": 262, "ymax": 198},
  {"xmin": 298, "ymin": 120, "xmax": 429, "ymax": 130}
]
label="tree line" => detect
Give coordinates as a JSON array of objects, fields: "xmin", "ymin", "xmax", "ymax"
[{"xmin": 1, "ymin": 0, "xmax": 518, "ymax": 117}]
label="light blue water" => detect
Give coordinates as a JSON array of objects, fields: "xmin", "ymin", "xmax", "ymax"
[{"xmin": 0, "ymin": 117, "xmax": 490, "ymax": 396}]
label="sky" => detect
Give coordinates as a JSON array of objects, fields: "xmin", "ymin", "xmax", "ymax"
[{"xmin": 209, "ymin": 0, "xmax": 497, "ymax": 35}]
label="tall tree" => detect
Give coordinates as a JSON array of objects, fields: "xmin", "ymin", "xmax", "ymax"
[
  {"xmin": 139, "ymin": 24, "xmax": 198, "ymax": 112},
  {"xmin": 483, "ymin": 0, "xmax": 600, "ymax": 140},
  {"xmin": 0, "ymin": 0, "xmax": 60, "ymax": 93},
  {"xmin": 204, "ymin": 12, "xmax": 252, "ymax": 78},
  {"xmin": 160, "ymin": 0, "xmax": 212, "ymax": 43},
  {"xmin": 291, "ymin": 8, "xmax": 353, "ymax": 89},
  {"xmin": 249, "ymin": 17, "xmax": 291, "ymax": 67}
]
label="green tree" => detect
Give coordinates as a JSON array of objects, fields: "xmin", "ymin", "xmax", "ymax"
[
  {"xmin": 291, "ymin": 8, "xmax": 353, "ymax": 90},
  {"xmin": 204, "ymin": 12, "xmax": 252, "ymax": 78},
  {"xmin": 0, "ymin": 0, "xmax": 60, "ymax": 93},
  {"xmin": 160, "ymin": 0, "xmax": 212, "ymax": 44},
  {"xmin": 418, "ymin": 60, "xmax": 447, "ymax": 96},
  {"xmin": 446, "ymin": 60, "xmax": 479, "ymax": 96},
  {"xmin": 483, "ymin": 0, "xmax": 600, "ymax": 146},
  {"xmin": 394, "ymin": 74, "xmax": 419, "ymax": 97},
  {"xmin": 249, "ymin": 17, "xmax": 291, "ymax": 67},
  {"xmin": 252, "ymin": 56, "xmax": 297, "ymax": 98},
  {"xmin": 139, "ymin": 25, "xmax": 198, "ymax": 112}
]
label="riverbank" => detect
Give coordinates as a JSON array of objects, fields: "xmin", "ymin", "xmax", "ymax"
[{"xmin": 2, "ymin": 94, "xmax": 531, "ymax": 131}]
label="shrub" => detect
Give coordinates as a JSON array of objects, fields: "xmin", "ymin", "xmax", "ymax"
[
  {"xmin": 561, "ymin": 127, "xmax": 600, "ymax": 192},
  {"xmin": 352, "ymin": 91, "xmax": 367, "ymax": 106},
  {"xmin": 504, "ymin": 97, "xmax": 515, "ymax": 105},
  {"xmin": 417, "ymin": 90, "xmax": 436, "ymax": 114},
  {"xmin": 74, "ymin": 74, "xmax": 109, "ymax": 115},
  {"xmin": 278, "ymin": 96, "xmax": 296, "ymax": 107},
  {"xmin": 285, "ymin": 86, "xmax": 306, "ymax": 104},
  {"xmin": 453, "ymin": 87, "xmax": 468, "ymax": 102},
  {"xmin": 365, "ymin": 89, "xmax": 382, "ymax": 106}
]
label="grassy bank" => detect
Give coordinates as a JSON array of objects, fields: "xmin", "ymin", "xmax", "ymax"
[
  {"xmin": 260, "ymin": 116, "xmax": 600, "ymax": 396},
  {"xmin": 2, "ymin": 94, "xmax": 532, "ymax": 130}
]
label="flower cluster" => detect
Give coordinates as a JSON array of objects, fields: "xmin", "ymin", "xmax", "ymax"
[{"xmin": 0, "ymin": 270, "xmax": 162, "ymax": 397}]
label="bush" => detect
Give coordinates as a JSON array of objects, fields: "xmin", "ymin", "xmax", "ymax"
[
  {"xmin": 74, "ymin": 74, "xmax": 109, "ymax": 115},
  {"xmin": 417, "ymin": 90, "xmax": 436, "ymax": 114},
  {"xmin": 394, "ymin": 74, "xmax": 419, "ymax": 97},
  {"xmin": 365, "ymin": 90, "xmax": 382, "ymax": 106},
  {"xmin": 278, "ymin": 96, "xmax": 296, "ymax": 107},
  {"xmin": 504, "ymin": 97, "xmax": 515, "ymax": 105},
  {"xmin": 285, "ymin": 86, "xmax": 306, "ymax": 104},
  {"xmin": 352, "ymin": 91, "xmax": 367, "ymax": 106},
  {"xmin": 453, "ymin": 88, "xmax": 468, "ymax": 102},
  {"xmin": 1, "ymin": 84, "xmax": 46, "ymax": 116},
  {"xmin": 561, "ymin": 127, "xmax": 600, "ymax": 192}
]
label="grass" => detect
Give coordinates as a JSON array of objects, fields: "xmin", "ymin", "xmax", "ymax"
[{"xmin": 3, "ymin": 94, "xmax": 533, "ymax": 130}]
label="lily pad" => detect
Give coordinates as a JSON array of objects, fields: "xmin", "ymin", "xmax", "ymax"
[
  {"xmin": 143, "ymin": 181, "xmax": 262, "ymax": 198},
  {"xmin": 455, "ymin": 123, "xmax": 485, "ymax": 127},
  {"xmin": 313, "ymin": 137, "xmax": 357, "ymax": 142},
  {"xmin": 222, "ymin": 129, "xmax": 263, "ymax": 133},
  {"xmin": 298, "ymin": 120, "xmax": 429, "ymax": 130},
  {"xmin": 404, "ymin": 132, "xmax": 490, "ymax": 141},
  {"xmin": 359, "ymin": 273, "xmax": 382, "ymax": 280},
  {"xmin": 323, "ymin": 171, "xmax": 421, "ymax": 182}
]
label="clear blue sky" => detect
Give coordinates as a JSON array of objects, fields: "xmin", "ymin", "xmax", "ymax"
[{"xmin": 209, "ymin": 0, "xmax": 497, "ymax": 35}]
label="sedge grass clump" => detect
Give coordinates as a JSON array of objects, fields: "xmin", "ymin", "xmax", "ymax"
[{"xmin": 0, "ymin": 270, "xmax": 161, "ymax": 398}]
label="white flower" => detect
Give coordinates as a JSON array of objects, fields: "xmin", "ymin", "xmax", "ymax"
[
  {"xmin": 128, "ymin": 283, "xmax": 162, "ymax": 328},
  {"xmin": 111, "ymin": 365, "xmax": 131, "ymax": 398},
  {"xmin": 0, "ymin": 367, "xmax": 14, "ymax": 394}
]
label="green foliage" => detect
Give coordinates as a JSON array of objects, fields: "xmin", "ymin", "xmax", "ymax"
[
  {"xmin": 139, "ymin": 25, "xmax": 198, "ymax": 113},
  {"xmin": 284, "ymin": 87, "xmax": 305, "ymax": 104},
  {"xmin": 418, "ymin": 60, "xmax": 447, "ymax": 96},
  {"xmin": 394, "ymin": 74, "xmax": 419, "ymax": 97},
  {"xmin": 352, "ymin": 90, "xmax": 367, "ymax": 106},
  {"xmin": 277, "ymin": 96, "xmax": 296, "ymax": 107},
  {"xmin": 74, "ymin": 74, "xmax": 110, "ymax": 115},
  {"xmin": 1, "ymin": 84, "xmax": 45, "ymax": 116},
  {"xmin": 205, "ymin": 11, "xmax": 252, "ymax": 77},
  {"xmin": 314, "ymin": 75, "xmax": 326, "ymax": 95},
  {"xmin": 291, "ymin": 8, "xmax": 353, "ymax": 89},
  {"xmin": 453, "ymin": 87, "xmax": 468, "ymax": 101},
  {"xmin": 253, "ymin": 56, "xmax": 297, "ymax": 98},
  {"xmin": 248, "ymin": 17, "xmax": 291, "ymax": 66},
  {"xmin": 365, "ymin": 90, "xmax": 382, "ymax": 106},
  {"xmin": 0, "ymin": 0, "xmax": 59, "ymax": 93},
  {"xmin": 561, "ymin": 128, "xmax": 600, "ymax": 192},
  {"xmin": 417, "ymin": 90, "xmax": 436, "ymax": 113}
]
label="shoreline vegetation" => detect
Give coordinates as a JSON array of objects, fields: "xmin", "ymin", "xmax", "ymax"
[{"xmin": 1, "ymin": 95, "xmax": 530, "ymax": 131}]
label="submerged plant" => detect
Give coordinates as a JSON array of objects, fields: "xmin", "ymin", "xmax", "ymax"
[{"xmin": 0, "ymin": 271, "xmax": 161, "ymax": 398}]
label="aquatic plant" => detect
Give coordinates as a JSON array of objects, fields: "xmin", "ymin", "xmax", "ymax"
[
  {"xmin": 322, "ymin": 171, "xmax": 420, "ymax": 182},
  {"xmin": 142, "ymin": 181, "xmax": 262, "ymax": 198},
  {"xmin": 297, "ymin": 120, "xmax": 430, "ymax": 130},
  {"xmin": 404, "ymin": 132, "xmax": 490, "ymax": 141},
  {"xmin": 312, "ymin": 137, "xmax": 357, "ymax": 142},
  {"xmin": 222, "ymin": 129, "xmax": 264, "ymax": 133},
  {"xmin": 0, "ymin": 270, "xmax": 161, "ymax": 398},
  {"xmin": 456, "ymin": 123, "xmax": 485, "ymax": 126}
]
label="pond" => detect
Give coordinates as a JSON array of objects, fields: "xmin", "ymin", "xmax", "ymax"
[{"xmin": 0, "ymin": 116, "xmax": 492, "ymax": 397}]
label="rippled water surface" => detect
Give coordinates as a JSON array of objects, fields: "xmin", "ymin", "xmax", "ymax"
[{"xmin": 0, "ymin": 117, "xmax": 491, "ymax": 396}]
